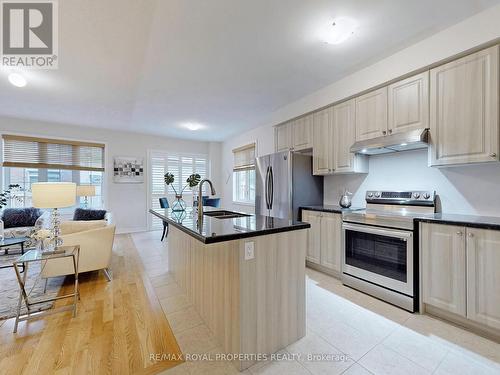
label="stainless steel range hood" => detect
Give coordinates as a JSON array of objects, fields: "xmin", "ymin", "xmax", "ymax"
[{"xmin": 350, "ymin": 128, "xmax": 429, "ymax": 155}]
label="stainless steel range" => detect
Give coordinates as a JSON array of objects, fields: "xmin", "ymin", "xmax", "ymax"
[{"xmin": 341, "ymin": 190, "xmax": 437, "ymax": 312}]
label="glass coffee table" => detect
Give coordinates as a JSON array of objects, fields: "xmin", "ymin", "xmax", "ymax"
[
  {"xmin": 0, "ymin": 237, "xmax": 29, "ymax": 272},
  {"xmin": 12, "ymin": 245, "xmax": 80, "ymax": 333}
]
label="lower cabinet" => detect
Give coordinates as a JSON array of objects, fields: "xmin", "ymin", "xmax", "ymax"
[
  {"xmin": 420, "ymin": 223, "xmax": 500, "ymax": 331},
  {"xmin": 302, "ymin": 210, "xmax": 342, "ymax": 274}
]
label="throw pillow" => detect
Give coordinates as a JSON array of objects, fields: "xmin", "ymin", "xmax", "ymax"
[
  {"xmin": 73, "ymin": 208, "xmax": 107, "ymax": 221},
  {"xmin": 2, "ymin": 208, "xmax": 43, "ymax": 229}
]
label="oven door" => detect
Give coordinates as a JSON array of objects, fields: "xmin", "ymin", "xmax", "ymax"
[{"xmin": 342, "ymin": 223, "xmax": 413, "ymax": 296}]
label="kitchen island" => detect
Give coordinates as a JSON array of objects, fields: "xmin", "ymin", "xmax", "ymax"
[{"xmin": 149, "ymin": 207, "xmax": 309, "ymax": 371}]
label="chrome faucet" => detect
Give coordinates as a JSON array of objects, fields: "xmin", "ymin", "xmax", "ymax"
[{"xmin": 198, "ymin": 179, "xmax": 216, "ymax": 223}]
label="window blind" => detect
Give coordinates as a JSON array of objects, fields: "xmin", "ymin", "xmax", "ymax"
[
  {"xmin": 233, "ymin": 143, "xmax": 255, "ymax": 171},
  {"xmin": 2, "ymin": 135, "xmax": 105, "ymax": 172}
]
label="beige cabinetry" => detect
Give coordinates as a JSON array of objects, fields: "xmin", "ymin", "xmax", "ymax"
[
  {"xmin": 302, "ymin": 210, "xmax": 321, "ymax": 264},
  {"xmin": 355, "ymin": 87, "xmax": 388, "ymax": 141},
  {"xmin": 421, "ymin": 222, "xmax": 500, "ymax": 332},
  {"xmin": 421, "ymin": 223, "xmax": 466, "ymax": 316},
  {"xmin": 332, "ymin": 99, "xmax": 368, "ymax": 174},
  {"xmin": 275, "ymin": 123, "xmax": 292, "ymax": 152},
  {"xmin": 388, "ymin": 71, "xmax": 429, "ymax": 134},
  {"xmin": 302, "ymin": 210, "xmax": 342, "ymax": 274},
  {"xmin": 312, "ymin": 107, "xmax": 334, "ymax": 175},
  {"xmin": 466, "ymin": 228, "xmax": 500, "ymax": 330},
  {"xmin": 429, "ymin": 45, "xmax": 499, "ymax": 166},
  {"xmin": 292, "ymin": 114, "xmax": 313, "ymax": 151},
  {"xmin": 275, "ymin": 115, "xmax": 313, "ymax": 153}
]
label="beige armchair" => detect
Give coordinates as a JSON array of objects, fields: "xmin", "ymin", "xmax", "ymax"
[{"xmin": 41, "ymin": 220, "xmax": 116, "ymax": 282}]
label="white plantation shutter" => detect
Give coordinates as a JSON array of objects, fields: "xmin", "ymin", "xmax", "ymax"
[
  {"xmin": 233, "ymin": 143, "xmax": 255, "ymax": 171},
  {"xmin": 149, "ymin": 151, "xmax": 209, "ymax": 230}
]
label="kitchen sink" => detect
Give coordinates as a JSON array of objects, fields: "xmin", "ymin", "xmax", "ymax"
[{"xmin": 203, "ymin": 210, "xmax": 251, "ymax": 219}]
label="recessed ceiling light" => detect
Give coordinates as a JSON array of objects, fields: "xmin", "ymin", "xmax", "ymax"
[
  {"xmin": 182, "ymin": 122, "xmax": 204, "ymax": 131},
  {"xmin": 320, "ymin": 17, "xmax": 357, "ymax": 45},
  {"xmin": 361, "ymin": 148, "xmax": 368, "ymax": 153},
  {"xmin": 8, "ymin": 73, "xmax": 27, "ymax": 87},
  {"xmin": 400, "ymin": 143, "xmax": 408, "ymax": 146}
]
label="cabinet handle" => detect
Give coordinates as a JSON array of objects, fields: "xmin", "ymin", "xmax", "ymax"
[
  {"xmin": 468, "ymin": 233, "xmax": 474, "ymax": 238},
  {"xmin": 382, "ymin": 130, "xmax": 387, "ymax": 135},
  {"xmin": 456, "ymin": 231, "xmax": 463, "ymax": 236},
  {"xmin": 490, "ymin": 153, "xmax": 497, "ymax": 158},
  {"xmin": 388, "ymin": 129, "xmax": 393, "ymax": 134}
]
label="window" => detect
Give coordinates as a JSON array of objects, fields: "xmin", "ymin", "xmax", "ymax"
[
  {"xmin": 233, "ymin": 169, "xmax": 255, "ymax": 204},
  {"xmin": 4, "ymin": 167, "xmax": 104, "ymax": 210},
  {"xmin": 149, "ymin": 151, "xmax": 209, "ymax": 229},
  {"xmin": 232, "ymin": 143, "xmax": 256, "ymax": 205},
  {"xmin": 2, "ymin": 134, "xmax": 105, "ymax": 212}
]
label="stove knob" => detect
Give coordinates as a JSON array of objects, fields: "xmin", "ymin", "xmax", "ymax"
[
  {"xmin": 423, "ymin": 192, "xmax": 431, "ymax": 200},
  {"xmin": 368, "ymin": 192, "xmax": 374, "ymax": 198},
  {"xmin": 374, "ymin": 192, "xmax": 381, "ymax": 198},
  {"xmin": 413, "ymin": 192, "xmax": 420, "ymax": 199}
]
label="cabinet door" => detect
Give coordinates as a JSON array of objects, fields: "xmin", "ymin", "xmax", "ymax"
[
  {"xmin": 388, "ymin": 71, "xmax": 429, "ymax": 134},
  {"xmin": 312, "ymin": 108, "xmax": 333, "ymax": 175},
  {"xmin": 333, "ymin": 99, "xmax": 368, "ymax": 174},
  {"xmin": 293, "ymin": 114, "xmax": 313, "ymax": 150},
  {"xmin": 355, "ymin": 87, "xmax": 388, "ymax": 141},
  {"xmin": 302, "ymin": 210, "xmax": 321, "ymax": 264},
  {"xmin": 466, "ymin": 228, "xmax": 500, "ymax": 330},
  {"xmin": 275, "ymin": 123, "xmax": 291, "ymax": 152},
  {"xmin": 421, "ymin": 223, "xmax": 466, "ymax": 316},
  {"xmin": 429, "ymin": 46, "xmax": 499, "ymax": 166},
  {"xmin": 319, "ymin": 212, "xmax": 342, "ymax": 272}
]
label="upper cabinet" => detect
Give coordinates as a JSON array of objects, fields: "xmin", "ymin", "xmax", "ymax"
[
  {"xmin": 292, "ymin": 114, "xmax": 313, "ymax": 151},
  {"xmin": 355, "ymin": 87, "xmax": 388, "ymax": 141},
  {"xmin": 312, "ymin": 107, "xmax": 333, "ymax": 175},
  {"xmin": 429, "ymin": 45, "xmax": 499, "ymax": 166},
  {"xmin": 275, "ymin": 123, "xmax": 292, "ymax": 152},
  {"xmin": 274, "ymin": 115, "xmax": 313, "ymax": 153},
  {"xmin": 332, "ymin": 99, "xmax": 368, "ymax": 174},
  {"xmin": 388, "ymin": 71, "xmax": 429, "ymax": 134}
]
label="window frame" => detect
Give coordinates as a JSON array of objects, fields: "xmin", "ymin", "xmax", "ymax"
[
  {"xmin": 0, "ymin": 132, "xmax": 108, "ymax": 211},
  {"xmin": 232, "ymin": 168, "xmax": 255, "ymax": 206},
  {"xmin": 148, "ymin": 149, "xmax": 210, "ymax": 230}
]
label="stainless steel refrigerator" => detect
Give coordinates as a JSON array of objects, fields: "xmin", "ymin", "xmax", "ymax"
[{"xmin": 255, "ymin": 151, "xmax": 323, "ymax": 221}]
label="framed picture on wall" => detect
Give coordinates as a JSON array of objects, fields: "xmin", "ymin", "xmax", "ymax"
[{"xmin": 113, "ymin": 156, "xmax": 144, "ymax": 183}]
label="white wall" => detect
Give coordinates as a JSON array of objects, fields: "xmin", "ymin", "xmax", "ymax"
[
  {"xmin": 221, "ymin": 4, "xmax": 500, "ymax": 216},
  {"xmin": 0, "ymin": 116, "xmax": 221, "ymax": 233}
]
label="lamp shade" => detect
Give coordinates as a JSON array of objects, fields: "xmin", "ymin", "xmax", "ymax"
[
  {"xmin": 32, "ymin": 182, "xmax": 77, "ymax": 208},
  {"xmin": 76, "ymin": 185, "xmax": 96, "ymax": 197}
]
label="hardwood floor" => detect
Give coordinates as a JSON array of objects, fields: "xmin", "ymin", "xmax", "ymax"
[{"xmin": 0, "ymin": 234, "xmax": 183, "ymax": 375}]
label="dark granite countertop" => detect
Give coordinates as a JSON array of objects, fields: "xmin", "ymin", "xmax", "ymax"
[
  {"xmin": 415, "ymin": 213, "xmax": 500, "ymax": 231},
  {"xmin": 150, "ymin": 207, "xmax": 310, "ymax": 244},
  {"xmin": 300, "ymin": 205, "xmax": 365, "ymax": 214}
]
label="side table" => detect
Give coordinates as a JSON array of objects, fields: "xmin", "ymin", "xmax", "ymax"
[
  {"xmin": 0, "ymin": 237, "xmax": 29, "ymax": 272},
  {"xmin": 12, "ymin": 245, "xmax": 80, "ymax": 333}
]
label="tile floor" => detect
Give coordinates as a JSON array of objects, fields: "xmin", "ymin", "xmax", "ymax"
[{"xmin": 132, "ymin": 231, "xmax": 500, "ymax": 375}]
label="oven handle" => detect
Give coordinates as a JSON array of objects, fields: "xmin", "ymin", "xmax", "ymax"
[{"xmin": 342, "ymin": 222, "xmax": 413, "ymax": 240}]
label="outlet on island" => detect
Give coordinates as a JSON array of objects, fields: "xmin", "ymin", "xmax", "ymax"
[{"xmin": 244, "ymin": 241, "xmax": 255, "ymax": 260}]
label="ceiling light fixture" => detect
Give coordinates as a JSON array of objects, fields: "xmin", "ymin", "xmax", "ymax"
[
  {"xmin": 182, "ymin": 122, "xmax": 204, "ymax": 131},
  {"xmin": 361, "ymin": 148, "xmax": 368, "ymax": 153},
  {"xmin": 320, "ymin": 17, "xmax": 357, "ymax": 45},
  {"xmin": 400, "ymin": 143, "xmax": 408, "ymax": 146},
  {"xmin": 8, "ymin": 73, "xmax": 27, "ymax": 87}
]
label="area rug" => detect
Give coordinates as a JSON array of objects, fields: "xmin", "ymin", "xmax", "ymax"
[{"xmin": 0, "ymin": 249, "xmax": 65, "ymax": 320}]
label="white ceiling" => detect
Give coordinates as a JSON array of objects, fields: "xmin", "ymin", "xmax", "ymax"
[{"xmin": 1, "ymin": 0, "xmax": 499, "ymax": 141}]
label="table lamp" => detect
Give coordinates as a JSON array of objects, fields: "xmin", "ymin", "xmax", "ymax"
[
  {"xmin": 32, "ymin": 182, "xmax": 76, "ymax": 252},
  {"xmin": 76, "ymin": 185, "xmax": 96, "ymax": 208}
]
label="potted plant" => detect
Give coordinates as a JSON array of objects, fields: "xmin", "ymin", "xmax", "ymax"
[
  {"xmin": 164, "ymin": 173, "xmax": 201, "ymax": 211},
  {"xmin": 0, "ymin": 184, "xmax": 21, "ymax": 241}
]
